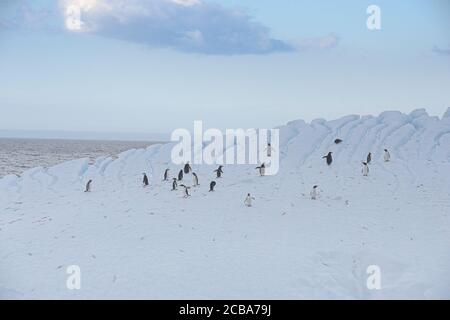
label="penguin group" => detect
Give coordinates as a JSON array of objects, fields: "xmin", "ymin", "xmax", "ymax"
[
  {"xmin": 82, "ymin": 141, "xmax": 391, "ymax": 206},
  {"xmin": 322, "ymin": 142, "xmax": 391, "ymax": 176},
  {"xmin": 312, "ymin": 144, "xmax": 393, "ymax": 200},
  {"xmin": 164, "ymin": 163, "xmax": 225, "ymax": 198}
]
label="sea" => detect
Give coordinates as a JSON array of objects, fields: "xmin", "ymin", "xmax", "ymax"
[{"xmin": 0, "ymin": 138, "xmax": 157, "ymax": 178}]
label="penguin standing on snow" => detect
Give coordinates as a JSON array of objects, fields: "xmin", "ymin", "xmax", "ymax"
[
  {"xmin": 184, "ymin": 162, "xmax": 192, "ymax": 174},
  {"xmin": 310, "ymin": 185, "xmax": 318, "ymax": 200},
  {"xmin": 265, "ymin": 143, "xmax": 273, "ymax": 157},
  {"xmin": 255, "ymin": 163, "xmax": 266, "ymax": 176},
  {"xmin": 209, "ymin": 181, "xmax": 216, "ymax": 192},
  {"xmin": 192, "ymin": 172, "xmax": 199, "ymax": 186},
  {"xmin": 384, "ymin": 149, "xmax": 391, "ymax": 162},
  {"xmin": 244, "ymin": 193, "xmax": 255, "ymax": 207},
  {"xmin": 214, "ymin": 165, "xmax": 223, "ymax": 178},
  {"xmin": 178, "ymin": 169, "xmax": 183, "ymax": 181},
  {"xmin": 142, "ymin": 173, "xmax": 149, "ymax": 186},
  {"xmin": 171, "ymin": 178, "xmax": 178, "ymax": 191},
  {"xmin": 163, "ymin": 169, "xmax": 170, "ymax": 181},
  {"xmin": 362, "ymin": 162, "xmax": 369, "ymax": 176},
  {"xmin": 323, "ymin": 152, "xmax": 333, "ymax": 165},
  {"xmin": 84, "ymin": 180, "xmax": 92, "ymax": 192},
  {"xmin": 367, "ymin": 152, "xmax": 372, "ymax": 164},
  {"xmin": 179, "ymin": 184, "xmax": 190, "ymax": 198}
]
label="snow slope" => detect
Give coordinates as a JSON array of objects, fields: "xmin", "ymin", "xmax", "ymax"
[{"xmin": 1, "ymin": 109, "xmax": 450, "ymax": 299}]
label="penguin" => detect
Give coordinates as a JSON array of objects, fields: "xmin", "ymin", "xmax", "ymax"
[
  {"xmin": 265, "ymin": 143, "xmax": 273, "ymax": 157},
  {"xmin": 244, "ymin": 193, "xmax": 255, "ymax": 207},
  {"xmin": 209, "ymin": 181, "xmax": 216, "ymax": 192},
  {"xmin": 84, "ymin": 179, "xmax": 92, "ymax": 192},
  {"xmin": 255, "ymin": 163, "xmax": 266, "ymax": 176},
  {"xmin": 384, "ymin": 149, "xmax": 391, "ymax": 162},
  {"xmin": 362, "ymin": 162, "xmax": 369, "ymax": 176},
  {"xmin": 214, "ymin": 165, "xmax": 223, "ymax": 178},
  {"xmin": 322, "ymin": 152, "xmax": 333, "ymax": 165},
  {"xmin": 183, "ymin": 162, "xmax": 192, "ymax": 174},
  {"xmin": 192, "ymin": 172, "xmax": 199, "ymax": 186},
  {"xmin": 163, "ymin": 169, "xmax": 170, "ymax": 181},
  {"xmin": 178, "ymin": 169, "xmax": 183, "ymax": 181},
  {"xmin": 310, "ymin": 185, "xmax": 318, "ymax": 200},
  {"xmin": 179, "ymin": 184, "xmax": 190, "ymax": 197},
  {"xmin": 171, "ymin": 178, "xmax": 178, "ymax": 191},
  {"xmin": 142, "ymin": 173, "xmax": 149, "ymax": 187},
  {"xmin": 334, "ymin": 139, "xmax": 343, "ymax": 144},
  {"xmin": 367, "ymin": 152, "xmax": 372, "ymax": 164}
]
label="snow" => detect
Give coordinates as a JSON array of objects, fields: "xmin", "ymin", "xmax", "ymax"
[
  {"xmin": 443, "ymin": 107, "xmax": 450, "ymax": 119},
  {"xmin": 1, "ymin": 110, "xmax": 450, "ymax": 299}
]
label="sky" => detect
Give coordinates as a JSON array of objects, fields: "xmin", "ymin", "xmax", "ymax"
[{"xmin": 0, "ymin": 0, "xmax": 449, "ymax": 136}]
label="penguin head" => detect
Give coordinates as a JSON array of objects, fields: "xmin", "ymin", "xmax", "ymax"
[
  {"xmin": 384, "ymin": 149, "xmax": 388, "ymax": 152},
  {"xmin": 362, "ymin": 162, "xmax": 367, "ymax": 165},
  {"xmin": 313, "ymin": 185, "xmax": 318, "ymax": 189},
  {"xmin": 247, "ymin": 193, "xmax": 251, "ymax": 196}
]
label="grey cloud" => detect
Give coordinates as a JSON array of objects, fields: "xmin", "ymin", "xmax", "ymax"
[{"xmin": 72, "ymin": 0, "xmax": 294, "ymax": 55}]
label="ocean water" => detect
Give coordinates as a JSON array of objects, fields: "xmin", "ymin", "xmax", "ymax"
[{"xmin": 0, "ymin": 138, "xmax": 156, "ymax": 178}]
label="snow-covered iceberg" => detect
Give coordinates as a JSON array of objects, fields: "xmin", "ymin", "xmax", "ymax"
[{"xmin": 1, "ymin": 109, "xmax": 450, "ymax": 299}]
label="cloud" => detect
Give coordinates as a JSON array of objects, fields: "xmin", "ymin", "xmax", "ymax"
[
  {"xmin": 59, "ymin": 0, "xmax": 294, "ymax": 55},
  {"xmin": 294, "ymin": 33, "xmax": 340, "ymax": 51},
  {"xmin": 433, "ymin": 45, "xmax": 450, "ymax": 56}
]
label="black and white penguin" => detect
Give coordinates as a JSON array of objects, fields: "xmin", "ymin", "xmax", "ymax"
[
  {"xmin": 178, "ymin": 169, "xmax": 183, "ymax": 181},
  {"xmin": 179, "ymin": 184, "xmax": 190, "ymax": 197},
  {"xmin": 84, "ymin": 180, "xmax": 92, "ymax": 192},
  {"xmin": 322, "ymin": 152, "xmax": 333, "ymax": 165},
  {"xmin": 310, "ymin": 185, "xmax": 318, "ymax": 200},
  {"xmin": 163, "ymin": 169, "xmax": 170, "ymax": 181},
  {"xmin": 209, "ymin": 181, "xmax": 216, "ymax": 192},
  {"xmin": 265, "ymin": 143, "xmax": 273, "ymax": 157},
  {"xmin": 362, "ymin": 162, "xmax": 369, "ymax": 176},
  {"xmin": 171, "ymin": 178, "xmax": 178, "ymax": 191},
  {"xmin": 244, "ymin": 193, "xmax": 255, "ymax": 207},
  {"xmin": 384, "ymin": 149, "xmax": 390, "ymax": 162},
  {"xmin": 214, "ymin": 165, "xmax": 223, "ymax": 178},
  {"xmin": 142, "ymin": 173, "xmax": 149, "ymax": 186},
  {"xmin": 334, "ymin": 139, "xmax": 343, "ymax": 144},
  {"xmin": 183, "ymin": 162, "xmax": 192, "ymax": 174},
  {"xmin": 192, "ymin": 172, "xmax": 199, "ymax": 186},
  {"xmin": 255, "ymin": 163, "xmax": 266, "ymax": 176},
  {"xmin": 367, "ymin": 152, "xmax": 372, "ymax": 164}
]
